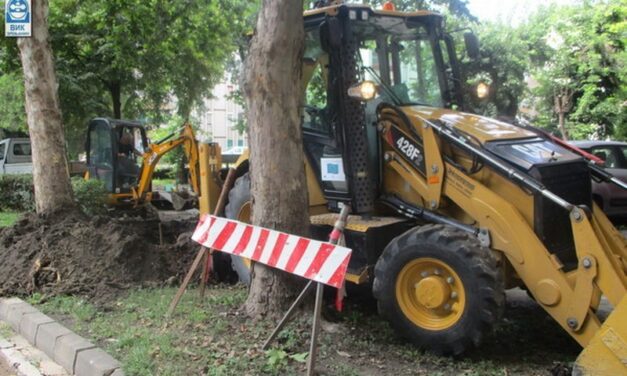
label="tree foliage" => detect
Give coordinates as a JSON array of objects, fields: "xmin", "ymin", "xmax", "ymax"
[
  {"xmin": 0, "ymin": 0, "xmax": 250, "ymax": 155},
  {"xmin": 461, "ymin": 22, "xmax": 528, "ymax": 119},
  {"xmin": 0, "ymin": 72, "xmax": 26, "ymax": 133},
  {"xmin": 520, "ymin": 1, "xmax": 626, "ymax": 139}
]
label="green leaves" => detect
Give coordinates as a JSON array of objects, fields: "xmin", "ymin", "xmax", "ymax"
[
  {"xmin": 0, "ymin": 0, "xmax": 255, "ymax": 155},
  {"xmin": 520, "ymin": 1, "xmax": 626, "ymax": 139},
  {"xmin": 265, "ymin": 348, "xmax": 309, "ymax": 371},
  {"xmin": 0, "ymin": 72, "xmax": 26, "ymax": 132}
]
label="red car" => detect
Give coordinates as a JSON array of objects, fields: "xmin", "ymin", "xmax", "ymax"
[{"xmin": 571, "ymin": 141, "xmax": 627, "ymax": 221}]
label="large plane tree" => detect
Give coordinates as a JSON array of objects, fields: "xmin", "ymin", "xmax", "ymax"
[
  {"xmin": 17, "ymin": 0, "xmax": 74, "ymax": 214},
  {"xmin": 243, "ymin": 0, "xmax": 310, "ymax": 318}
]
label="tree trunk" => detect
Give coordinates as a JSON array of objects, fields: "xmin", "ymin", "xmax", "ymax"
[
  {"xmin": 243, "ymin": 0, "xmax": 309, "ymax": 319},
  {"xmin": 554, "ymin": 90, "xmax": 572, "ymax": 141},
  {"xmin": 109, "ymin": 82, "xmax": 122, "ymax": 119},
  {"xmin": 17, "ymin": 0, "xmax": 74, "ymax": 215},
  {"xmin": 557, "ymin": 111, "xmax": 568, "ymax": 140}
]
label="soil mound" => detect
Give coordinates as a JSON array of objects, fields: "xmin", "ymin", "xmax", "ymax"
[{"xmin": 0, "ymin": 210, "xmax": 199, "ymax": 304}]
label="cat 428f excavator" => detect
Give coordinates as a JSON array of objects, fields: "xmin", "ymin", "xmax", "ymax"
[
  {"xmin": 216, "ymin": 3, "xmax": 627, "ymax": 375},
  {"xmin": 84, "ymin": 118, "xmax": 202, "ymax": 207}
]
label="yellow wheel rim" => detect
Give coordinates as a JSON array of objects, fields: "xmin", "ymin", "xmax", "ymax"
[
  {"xmin": 395, "ymin": 257, "xmax": 466, "ymax": 331},
  {"xmin": 237, "ymin": 202, "xmax": 252, "ymax": 269}
]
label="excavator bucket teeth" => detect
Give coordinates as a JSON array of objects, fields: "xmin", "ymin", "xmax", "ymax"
[{"xmin": 573, "ymin": 295, "xmax": 627, "ymax": 375}]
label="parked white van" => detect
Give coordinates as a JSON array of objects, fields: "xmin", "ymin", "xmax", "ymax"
[{"xmin": 0, "ymin": 138, "xmax": 33, "ymax": 174}]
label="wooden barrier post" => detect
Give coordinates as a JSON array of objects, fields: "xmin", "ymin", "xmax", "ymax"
[
  {"xmin": 261, "ymin": 204, "xmax": 351, "ymax": 376},
  {"xmin": 166, "ymin": 168, "xmax": 237, "ymax": 317},
  {"xmin": 190, "ymin": 204, "xmax": 352, "ymax": 375}
]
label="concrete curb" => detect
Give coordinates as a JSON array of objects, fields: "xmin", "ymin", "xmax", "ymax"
[{"xmin": 0, "ymin": 298, "xmax": 124, "ymax": 376}]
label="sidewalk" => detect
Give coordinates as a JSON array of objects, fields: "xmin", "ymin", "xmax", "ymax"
[
  {"xmin": 0, "ymin": 321, "xmax": 67, "ymax": 376},
  {"xmin": 0, "ymin": 355, "xmax": 15, "ymax": 376}
]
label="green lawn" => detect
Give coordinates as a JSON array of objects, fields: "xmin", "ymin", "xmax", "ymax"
[
  {"xmin": 0, "ymin": 212, "xmax": 20, "ymax": 227},
  {"xmin": 30, "ymin": 286, "xmax": 578, "ymax": 376}
]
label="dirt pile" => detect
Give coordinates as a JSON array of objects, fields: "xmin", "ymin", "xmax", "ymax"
[{"xmin": 0, "ymin": 210, "xmax": 200, "ymax": 303}]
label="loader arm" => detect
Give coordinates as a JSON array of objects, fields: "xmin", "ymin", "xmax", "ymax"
[
  {"xmin": 133, "ymin": 123, "xmax": 200, "ymax": 203},
  {"xmin": 379, "ymin": 106, "xmax": 627, "ymax": 371}
]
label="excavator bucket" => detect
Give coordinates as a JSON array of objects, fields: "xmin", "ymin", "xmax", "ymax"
[{"xmin": 573, "ymin": 296, "xmax": 627, "ymax": 375}]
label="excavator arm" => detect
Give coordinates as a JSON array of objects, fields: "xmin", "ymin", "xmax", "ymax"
[{"xmin": 132, "ymin": 122, "xmax": 200, "ymax": 203}]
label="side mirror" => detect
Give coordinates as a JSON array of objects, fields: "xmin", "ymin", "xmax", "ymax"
[
  {"xmin": 347, "ymin": 81, "xmax": 377, "ymax": 102},
  {"xmin": 464, "ymin": 32, "xmax": 480, "ymax": 60}
]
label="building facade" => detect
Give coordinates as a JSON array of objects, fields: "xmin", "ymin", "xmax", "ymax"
[{"xmin": 195, "ymin": 81, "xmax": 247, "ymax": 151}]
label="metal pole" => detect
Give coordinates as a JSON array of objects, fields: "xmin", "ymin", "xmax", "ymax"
[
  {"xmin": 261, "ymin": 204, "xmax": 352, "ymax": 351},
  {"xmin": 307, "ymin": 282, "xmax": 324, "ymax": 376},
  {"xmin": 199, "ymin": 251, "xmax": 209, "ymax": 299},
  {"xmin": 261, "ymin": 280, "xmax": 315, "ymax": 350}
]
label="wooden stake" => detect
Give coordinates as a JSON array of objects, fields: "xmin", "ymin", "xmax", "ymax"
[
  {"xmin": 166, "ymin": 246, "xmax": 207, "ymax": 317},
  {"xmin": 262, "ymin": 280, "xmax": 314, "ymax": 350},
  {"xmin": 166, "ymin": 168, "xmax": 239, "ymax": 317}
]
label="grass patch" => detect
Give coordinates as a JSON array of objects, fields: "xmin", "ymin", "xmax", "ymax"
[
  {"xmin": 33, "ymin": 287, "xmax": 578, "ymax": 376},
  {"xmin": 35, "ymin": 286, "xmax": 304, "ymax": 375},
  {"xmin": 0, "ymin": 211, "xmax": 20, "ymax": 227},
  {"xmin": 0, "ymin": 322, "xmax": 13, "ymax": 339}
]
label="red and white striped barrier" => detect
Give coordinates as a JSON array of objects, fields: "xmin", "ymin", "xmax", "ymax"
[{"xmin": 192, "ymin": 215, "xmax": 352, "ymax": 289}]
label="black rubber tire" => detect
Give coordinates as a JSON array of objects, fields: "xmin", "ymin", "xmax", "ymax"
[
  {"xmin": 372, "ymin": 224, "xmax": 504, "ymax": 356},
  {"xmin": 224, "ymin": 173, "xmax": 251, "ymax": 285}
]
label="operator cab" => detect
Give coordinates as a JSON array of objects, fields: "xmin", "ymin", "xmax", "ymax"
[
  {"xmin": 85, "ymin": 118, "xmax": 148, "ymax": 194},
  {"xmin": 301, "ymin": 4, "xmax": 462, "ymax": 214}
]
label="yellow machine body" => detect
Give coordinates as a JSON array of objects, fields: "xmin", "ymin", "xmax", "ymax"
[{"xmin": 193, "ymin": 3, "xmax": 627, "ymax": 372}]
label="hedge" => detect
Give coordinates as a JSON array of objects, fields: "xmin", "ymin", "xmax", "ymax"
[
  {"xmin": 0, "ymin": 174, "xmax": 35, "ymax": 212},
  {"xmin": 0, "ymin": 174, "xmax": 108, "ymax": 215}
]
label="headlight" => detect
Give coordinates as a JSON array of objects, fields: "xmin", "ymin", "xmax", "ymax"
[
  {"xmin": 347, "ymin": 81, "xmax": 377, "ymax": 101},
  {"xmin": 476, "ymin": 82, "xmax": 490, "ymax": 99}
]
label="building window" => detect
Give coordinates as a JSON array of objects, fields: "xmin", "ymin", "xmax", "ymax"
[
  {"xmin": 227, "ymin": 139, "xmax": 233, "ymax": 148},
  {"xmin": 237, "ymin": 140, "xmax": 244, "ymax": 147}
]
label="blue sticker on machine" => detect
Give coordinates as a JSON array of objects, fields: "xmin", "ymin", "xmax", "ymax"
[{"xmin": 321, "ymin": 158, "xmax": 346, "ymax": 182}]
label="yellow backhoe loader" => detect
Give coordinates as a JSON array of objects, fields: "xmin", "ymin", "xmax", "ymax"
[
  {"xmin": 84, "ymin": 118, "xmax": 201, "ymax": 207},
  {"xmin": 85, "ymin": 3, "xmax": 626, "ymax": 373},
  {"xmin": 206, "ymin": 3, "xmax": 626, "ymax": 374}
]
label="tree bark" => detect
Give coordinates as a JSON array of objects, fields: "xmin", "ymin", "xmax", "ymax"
[
  {"xmin": 17, "ymin": 0, "xmax": 74, "ymax": 214},
  {"xmin": 557, "ymin": 111, "xmax": 568, "ymax": 140},
  {"xmin": 109, "ymin": 81, "xmax": 122, "ymax": 119},
  {"xmin": 243, "ymin": 0, "xmax": 309, "ymax": 319}
]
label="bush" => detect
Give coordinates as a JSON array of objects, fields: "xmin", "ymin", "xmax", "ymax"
[
  {"xmin": 71, "ymin": 177, "xmax": 108, "ymax": 215},
  {"xmin": 154, "ymin": 165, "xmax": 176, "ymax": 180},
  {"xmin": 0, "ymin": 174, "xmax": 35, "ymax": 212}
]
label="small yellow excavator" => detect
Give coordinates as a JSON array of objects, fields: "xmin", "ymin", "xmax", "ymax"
[
  {"xmin": 195, "ymin": 3, "xmax": 626, "ymax": 374},
  {"xmin": 84, "ymin": 118, "xmax": 201, "ymax": 207}
]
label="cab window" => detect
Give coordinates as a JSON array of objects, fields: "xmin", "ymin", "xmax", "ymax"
[
  {"xmin": 89, "ymin": 122, "xmax": 114, "ymax": 191},
  {"xmin": 302, "ymin": 30, "xmax": 330, "ymax": 134}
]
